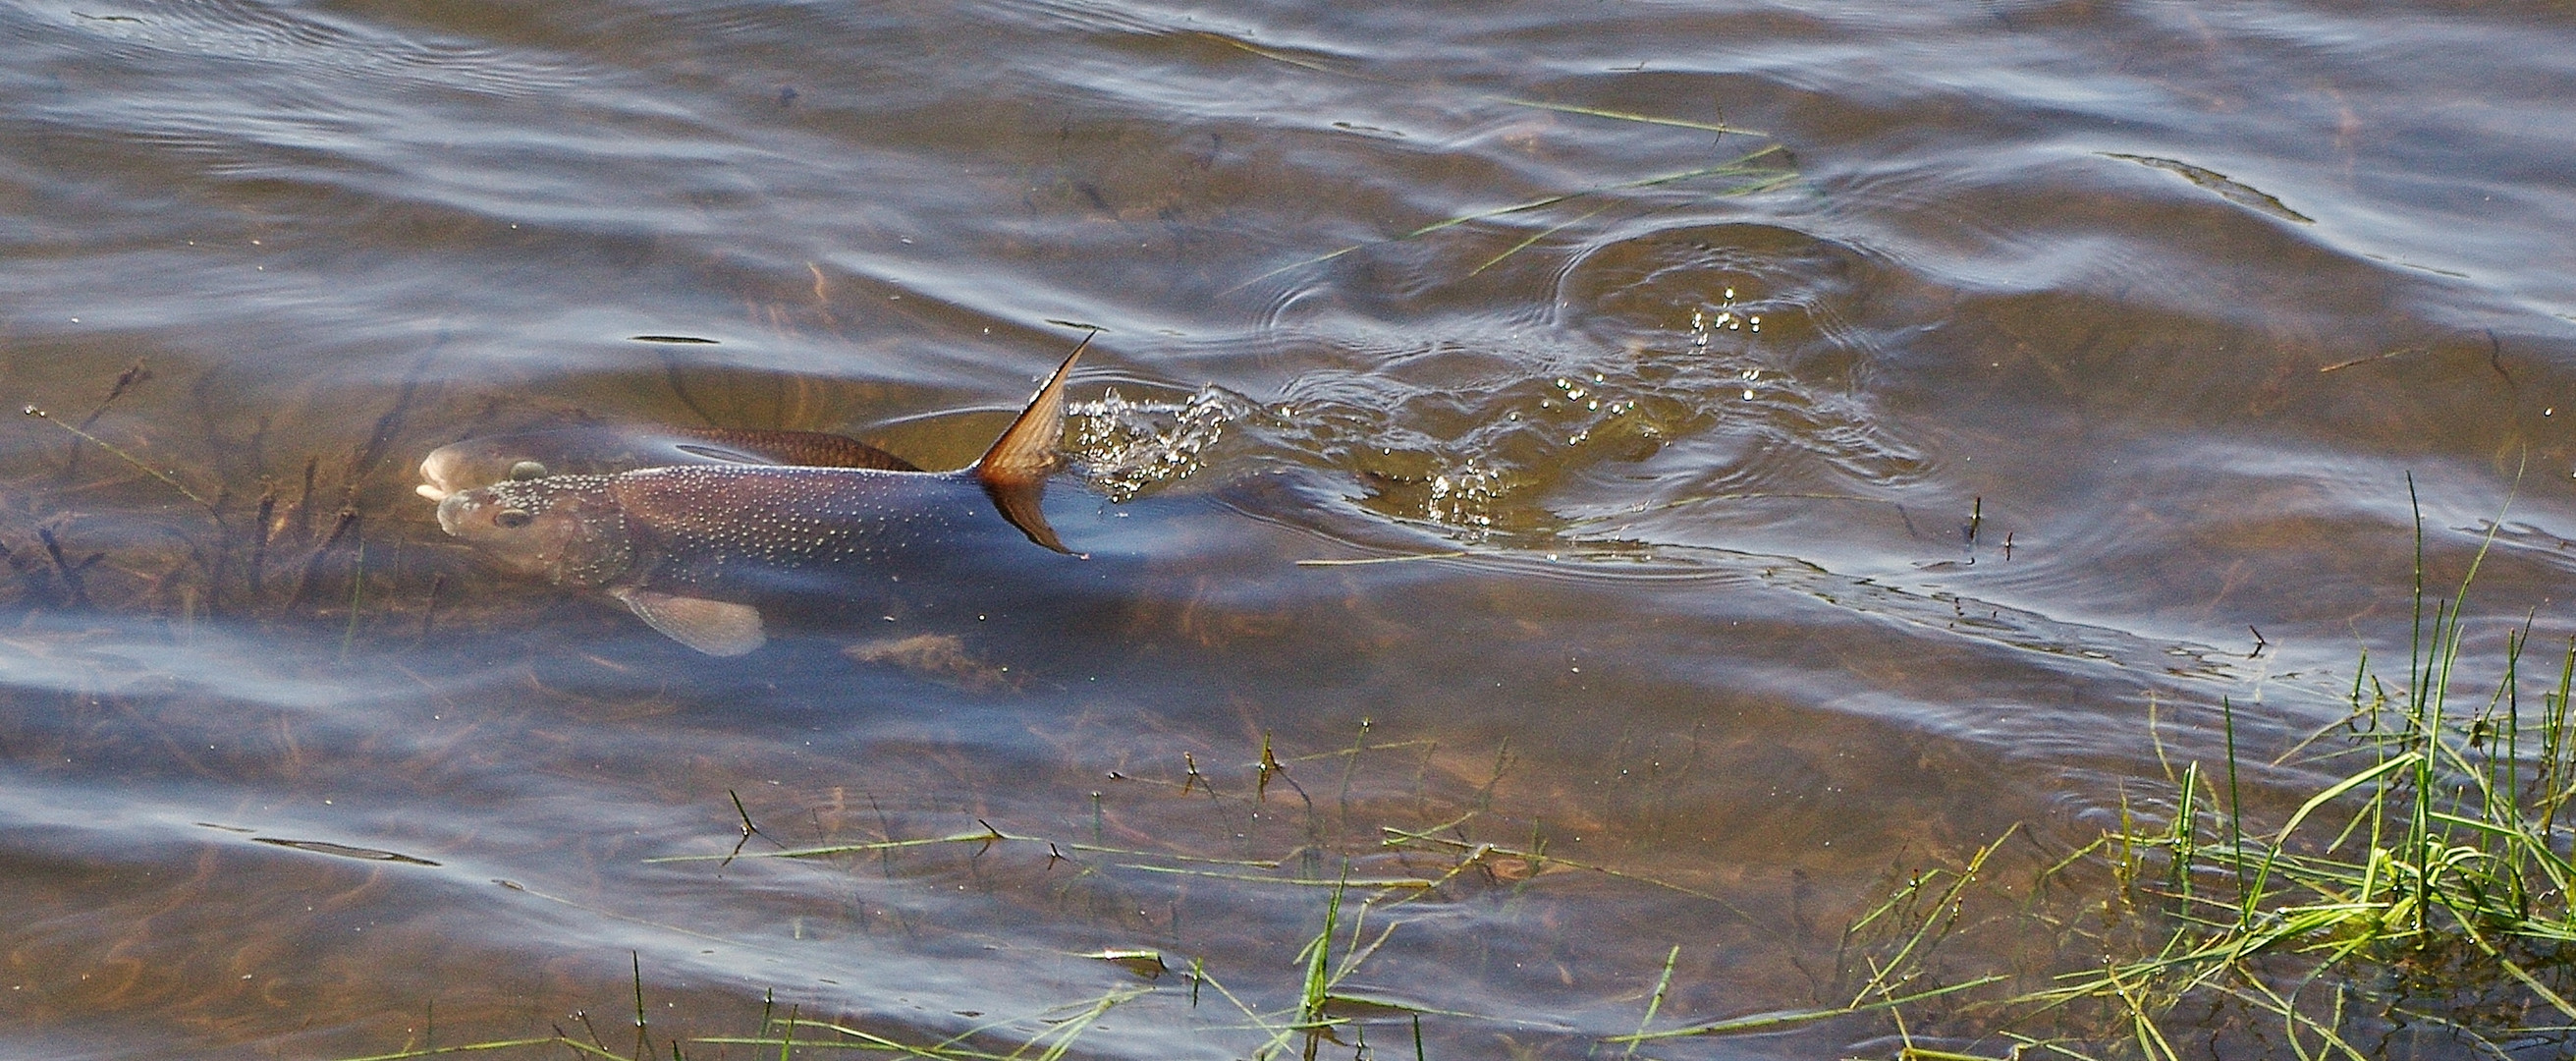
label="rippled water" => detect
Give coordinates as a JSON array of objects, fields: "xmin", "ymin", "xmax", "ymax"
[{"xmin": 7, "ymin": 0, "xmax": 2576, "ymax": 1057}]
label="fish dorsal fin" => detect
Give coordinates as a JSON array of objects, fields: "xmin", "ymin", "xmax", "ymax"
[
  {"xmin": 970, "ymin": 335, "xmax": 1089, "ymax": 553},
  {"xmin": 612, "ymin": 587, "xmax": 767, "ymax": 656},
  {"xmin": 972, "ymin": 335, "xmax": 1087, "ymax": 488},
  {"xmin": 670, "ymin": 442, "xmax": 776, "ymax": 465}
]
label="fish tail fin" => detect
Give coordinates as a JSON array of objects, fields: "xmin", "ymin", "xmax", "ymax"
[
  {"xmin": 972, "ymin": 333, "xmax": 1090, "ymax": 553},
  {"xmin": 984, "ymin": 481, "xmax": 1069, "ymax": 552}
]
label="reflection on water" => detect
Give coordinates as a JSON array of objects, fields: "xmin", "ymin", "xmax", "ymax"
[{"xmin": 7, "ymin": 0, "xmax": 2576, "ymax": 1057}]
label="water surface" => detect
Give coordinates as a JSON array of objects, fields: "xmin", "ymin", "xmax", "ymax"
[{"xmin": 6, "ymin": 0, "xmax": 2576, "ymax": 1057}]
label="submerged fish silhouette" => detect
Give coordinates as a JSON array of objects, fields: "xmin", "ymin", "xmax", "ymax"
[
  {"xmin": 415, "ymin": 423, "xmax": 918, "ymax": 501},
  {"xmin": 433, "ymin": 343, "xmax": 1086, "ymax": 655}
]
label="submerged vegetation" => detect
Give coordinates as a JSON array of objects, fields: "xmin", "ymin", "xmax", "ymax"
[
  {"xmin": 8, "ymin": 374, "xmax": 444, "ymax": 640},
  {"xmin": 311, "ymin": 496, "xmax": 2576, "ymax": 1060}
]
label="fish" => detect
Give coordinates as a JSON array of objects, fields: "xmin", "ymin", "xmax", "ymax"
[
  {"xmin": 433, "ymin": 341, "xmax": 1087, "ymax": 655},
  {"xmin": 415, "ymin": 423, "xmax": 919, "ymax": 501}
]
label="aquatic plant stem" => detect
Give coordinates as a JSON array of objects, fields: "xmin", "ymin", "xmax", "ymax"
[
  {"xmin": 2223, "ymin": 698, "xmax": 2247, "ymax": 923},
  {"xmin": 1296, "ymin": 868, "xmax": 1346, "ymax": 1026},
  {"xmin": 1622, "ymin": 945, "xmax": 1680, "ymax": 1057}
]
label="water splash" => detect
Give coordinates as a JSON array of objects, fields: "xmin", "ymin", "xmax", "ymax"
[{"xmin": 1066, "ymin": 385, "xmax": 1256, "ymax": 501}]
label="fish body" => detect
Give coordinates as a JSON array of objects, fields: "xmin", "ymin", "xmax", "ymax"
[
  {"xmin": 416, "ymin": 424, "xmax": 917, "ymax": 500},
  {"xmin": 440, "ymin": 465, "xmax": 1051, "ymax": 651},
  {"xmin": 433, "ymin": 342, "xmax": 1086, "ymax": 654}
]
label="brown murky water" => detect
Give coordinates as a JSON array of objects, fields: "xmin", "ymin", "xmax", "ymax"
[{"xmin": 6, "ymin": 1, "xmax": 2576, "ymax": 1057}]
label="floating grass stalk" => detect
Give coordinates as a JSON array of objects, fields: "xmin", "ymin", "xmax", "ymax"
[
  {"xmin": 1463, "ymin": 202, "xmax": 1611, "ymax": 278},
  {"xmin": 1195, "ymin": 31, "xmax": 1768, "ymax": 137},
  {"xmin": 330, "ymin": 1035, "xmax": 630, "ymax": 1060},
  {"xmin": 24, "ymin": 404, "xmax": 214, "ymax": 509},
  {"xmin": 1232, "ymin": 147, "xmax": 1791, "ymax": 293},
  {"xmin": 703, "ymin": 986, "xmax": 1152, "ymax": 1060},
  {"xmin": 1479, "ymin": 96, "xmax": 1763, "ymax": 135},
  {"xmin": 1607, "ymin": 976, "xmax": 2005, "ymax": 1043},
  {"xmin": 1378, "ymin": 820, "xmax": 1763, "ymax": 919}
]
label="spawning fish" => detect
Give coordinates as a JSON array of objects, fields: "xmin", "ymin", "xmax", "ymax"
[
  {"xmin": 433, "ymin": 342, "xmax": 1087, "ymax": 655},
  {"xmin": 415, "ymin": 424, "xmax": 918, "ymax": 501}
]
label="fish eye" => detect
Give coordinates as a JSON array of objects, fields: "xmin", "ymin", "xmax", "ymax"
[
  {"xmin": 494, "ymin": 508, "xmax": 533, "ymax": 529},
  {"xmin": 508, "ymin": 461, "xmax": 549, "ymax": 481}
]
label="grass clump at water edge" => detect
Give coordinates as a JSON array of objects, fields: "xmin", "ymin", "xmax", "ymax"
[{"xmin": 1788, "ymin": 489, "xmax": 2576, "ymax": 1059}]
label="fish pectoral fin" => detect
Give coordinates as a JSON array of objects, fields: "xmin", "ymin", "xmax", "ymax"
[{"xmin": 611, "ymin": 588, "xmax": 767, "ymax": 656}]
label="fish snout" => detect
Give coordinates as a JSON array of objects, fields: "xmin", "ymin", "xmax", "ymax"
[{"xmin": 416, "ymin": 453, "xmax": 460, "ymax": 501}]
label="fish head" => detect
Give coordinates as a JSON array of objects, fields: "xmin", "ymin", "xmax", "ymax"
[
  {"xmin": 434, "ymin": 475, "xmax": 635, "ymax": 586},
  {"xmin": 417, "ymin": 437, "xmax": 559, "ymax": 501}
]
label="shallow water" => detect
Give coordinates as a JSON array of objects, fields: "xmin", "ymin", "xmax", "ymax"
[{"xmin": 6, "ymin": 0, "xmax": 2576, "ymax": 1057}]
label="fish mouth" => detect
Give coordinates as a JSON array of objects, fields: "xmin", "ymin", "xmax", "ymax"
[{"xmin": 416, "ymin": 482, "xmax": 451, "ymax": 502}]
